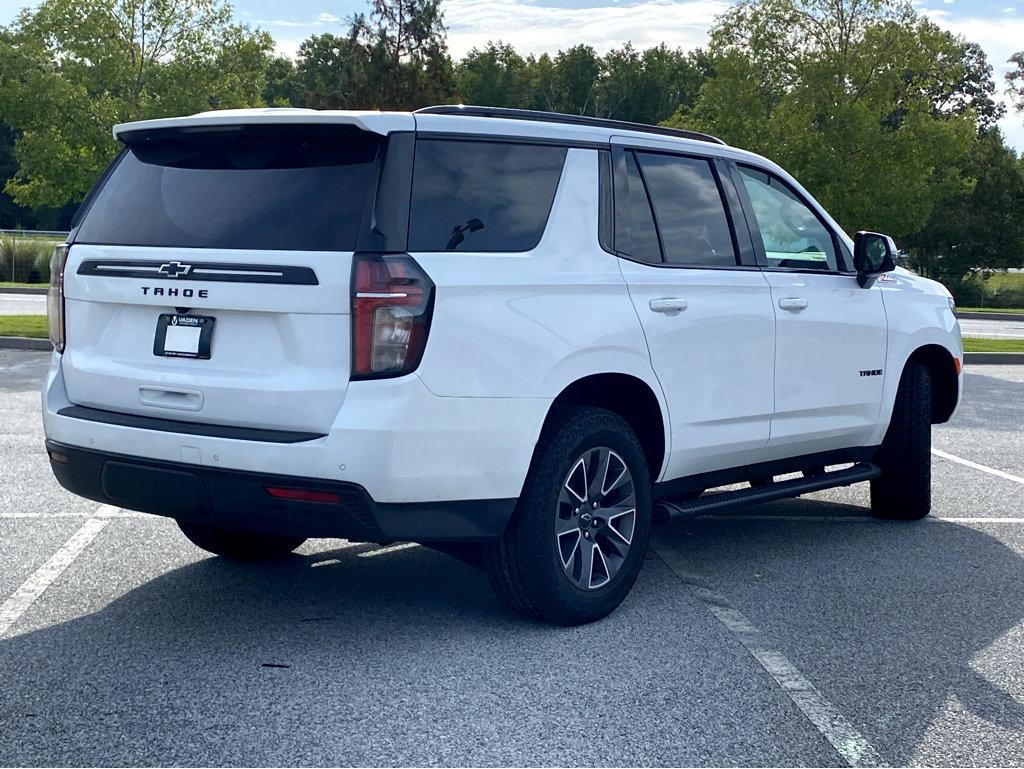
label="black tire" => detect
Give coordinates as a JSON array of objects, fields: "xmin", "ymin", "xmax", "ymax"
[
  {"xmin": 871, "ymin": 363, "xmax": 932, "ymax": 520},
  {"xmin": 177, "ymin": 520, "xmax": 306, "ymax": 560},
  {"xmin": 484, "ymin": 406, "xmax": 652, "ymax": 625}
]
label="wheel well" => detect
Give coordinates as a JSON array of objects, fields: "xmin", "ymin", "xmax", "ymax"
[
  {"xmin": 545, "ymin": 374, "xmax": 666, "ymax": 480},
  {"xmin": 907, "ymin": 344, "xmax": 959, "ymax": 424}
]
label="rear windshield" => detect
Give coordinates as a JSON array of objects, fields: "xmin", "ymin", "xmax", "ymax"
[
  {"xmin": 75, "ymin": 126, "xmax": 381, "ymax": 251},
  {"xmin": 409, "ymin": 139, "xmax": 567, "ymax": 252}
]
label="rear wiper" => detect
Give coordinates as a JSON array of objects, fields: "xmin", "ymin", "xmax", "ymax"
[{"xmin": 445, "ymin": 218, "xmax": 484, "ymax": 250}]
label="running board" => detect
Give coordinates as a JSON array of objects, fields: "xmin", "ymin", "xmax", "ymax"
[{"xmin": 655, "ymin": 462, "xmax": 880, "ymax": 520}]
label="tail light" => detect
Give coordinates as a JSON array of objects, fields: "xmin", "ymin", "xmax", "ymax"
[
  {"xmin": 47, "ymin": 244, "xmax": 69, "ymax": 353},
  {"xmin": 351, "ymin": 254, "xmax": 434, "ymax": 379}
]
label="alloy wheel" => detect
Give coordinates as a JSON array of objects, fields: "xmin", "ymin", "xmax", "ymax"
[{"xmin": 555, "ymin": 446, "xmax": 636, "ymax": 590}]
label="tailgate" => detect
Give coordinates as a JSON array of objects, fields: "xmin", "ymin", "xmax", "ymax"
[
  {"xmin": 61, "ymin": 245, "xmax": 353, "ymax": 434},
  {"xmin": 57, "ymin": 121, "xmax": 395, "ymax": 435}
]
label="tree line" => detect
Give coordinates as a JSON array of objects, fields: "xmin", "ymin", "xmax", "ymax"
[{"xmin": 2, "ymin": 0, "xmax": 1024, "ymax": 296}]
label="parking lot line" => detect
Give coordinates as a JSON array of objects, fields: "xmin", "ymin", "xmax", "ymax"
[
  {"xmin": 0, "ymin": 504, "xmax": 117, "ymax": 638},
  {"xmin": 357, "ymin": 542, "xmax": 419, "ymax": 558},
  {"xmin": 932, "ymin": 448, "xmax": 1024, "ymax": 485},
  {"xmin": 652, "ymin": 538, "xmax": 884, "ymax": 768},
  {"xmin": 701, "ymin": 515, "xmax": 1024, "ymax": 523},
  {"xmin": 0, "ymin": 510, "xmax": 151, "ymax": 519}
]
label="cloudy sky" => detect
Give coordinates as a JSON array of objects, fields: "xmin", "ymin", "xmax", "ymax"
[{"xmin": 2, "ymin": 0, "xmax": 1022, "ymax": 148}]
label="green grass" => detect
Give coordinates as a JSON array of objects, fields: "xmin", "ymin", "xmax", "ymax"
[
  {"xmin": 0, "ymin": 281, "xmax": 48, "ymax": 289},
  {"xmin": 0, "ymin": 314, "xmax": 49, "ymax": 339},
  {"xmin": 962, "ymin": 337, "xmax": 1024, "ymax": 353},
  {"xmin": 956, "ymin": 271, "xmax": 1024, "ymax": 310},
  {"xmin": 958, "ymin": 306, "xmax": 1024, "ymax": 315}
]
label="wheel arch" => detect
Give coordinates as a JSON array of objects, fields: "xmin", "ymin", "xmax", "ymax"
[
  {"xmin": 906, "ymin": 343, "xmax": 960, "ymax": 424},
  {"xmin": 539, "ymin": 373, "xmax": 668, "ymax": 482}
]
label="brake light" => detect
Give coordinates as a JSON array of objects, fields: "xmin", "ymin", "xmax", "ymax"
[
  {"xmin": 47, "ymin": 245, "xmax": 69, "ymax": 353},
  {"xmin": 351, "ymin": 254, "xmax": 434, "ymax": 379}
]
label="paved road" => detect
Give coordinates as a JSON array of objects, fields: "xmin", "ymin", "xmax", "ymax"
[
  {"xmin": 0, "ymin": 294, "xmax": 46, "ymax": 316},
  {"xmin": 1, "ymin": 351, "xmax": 1023, "ymax": 766},
  {"xmin": 959, "ymin": 317, "xmax": 1024, "ymax": 340}
]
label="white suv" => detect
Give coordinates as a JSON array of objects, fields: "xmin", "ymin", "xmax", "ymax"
[{"xmin": 42, "ymin": 105, "xmax": 962, "ymax": 624}]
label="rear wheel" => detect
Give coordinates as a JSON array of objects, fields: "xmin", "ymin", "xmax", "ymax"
[
  {"xmin": 485, "ymin": 406, "xmax": 652, "ymax": 625},
  {"xmin": 177, "ymin": 520, "xmax": 306, "ymax": 560},
  {"xmin": 871, "ymin": 363, "xmax": 932, "ymax": 520}
]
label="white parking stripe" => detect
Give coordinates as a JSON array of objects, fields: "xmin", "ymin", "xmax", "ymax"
[
  {"xmin": 653, "ymin": 539, "xmax": 884, "ymax": 768},
  {"xmin": 357, "ymin": 542, "xmax": 418, "ymax": 558},
  {"xmin": 0, "ymin": 511, "xmax": 152, "ymax": 519},
  {"xmin": 700, "ymin": 515, "xmax": 1024, "ymax": 523},
  {"xmin": 932, "ymin": 448, "xmax": 1024, "ymax": 485},
  {"xmin": 0, "ymin": 504, "xmax": 117, "ymax": 638}
]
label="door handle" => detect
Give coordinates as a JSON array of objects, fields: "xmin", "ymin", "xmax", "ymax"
[
  {"xmin": 778, "ymin": 298, "xmax": 808, "ymax": 312},
  {"xmin": 649, "ymin": 298, "xmax": 688, "ymax": 315}
]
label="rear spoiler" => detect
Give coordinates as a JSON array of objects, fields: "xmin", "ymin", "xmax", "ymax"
[{"xmin": 113, "ymin": 109, "xmax": 414, "ymax": 143}]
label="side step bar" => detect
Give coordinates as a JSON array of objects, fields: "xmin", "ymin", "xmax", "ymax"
[{"xmin": 655, "ymin": 462, "xmax": 880, "ymax": 520}]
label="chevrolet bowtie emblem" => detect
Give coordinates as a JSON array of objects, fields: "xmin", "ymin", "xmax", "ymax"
[{"xmin": 158, "ymin": 261, "xmax": 192, "ymax": 278}]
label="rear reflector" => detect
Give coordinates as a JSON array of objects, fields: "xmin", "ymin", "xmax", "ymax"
[
  {"xmin": 264, "ymin": 486, "xmax": 340, "ymax": 504},
  {"xmin": 47, "ymin": 448, "xmax": 69, "ymax": 465},
  {"xmin": 953, "ymin": 357, "xmax": 962, "ymax": 375}
]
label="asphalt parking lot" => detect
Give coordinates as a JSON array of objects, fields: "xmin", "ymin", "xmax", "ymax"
[{"xmin": 2, "ymin": 350, "xmax": 1023, "ymax": 767}]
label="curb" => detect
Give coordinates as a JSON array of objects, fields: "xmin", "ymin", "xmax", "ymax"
[
  {"xmin": 963, "ymin": 352, "xmax": 1024, "ymax": 365},
  {"xmin": 957, "ymin": 311, "xmax": 1023, "ymax": 321},
  {"xmin": 0, "ymin": 286, "xmax": 47, "ymax": 295},
  {"xmin": 0, "ymin": 336, "xmax": 52, "ymax": 351}
]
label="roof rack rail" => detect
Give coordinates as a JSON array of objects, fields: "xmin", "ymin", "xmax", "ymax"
[{"xmin": 414, "ymin": 105, "xmax": 726, "ymax": 146}]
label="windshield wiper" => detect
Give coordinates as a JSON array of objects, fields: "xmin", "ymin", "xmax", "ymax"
[{"xmin": 445, "ymin": 218, "xmax": 484, "ymax": 250}]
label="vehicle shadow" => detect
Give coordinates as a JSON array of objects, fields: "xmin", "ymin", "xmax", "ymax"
[
  {"xmin": 661, "ymin": 495, "xmax": 1024, "ymax": 765},
  {"xmin": 0, "ymin": 497, "xmax": 1022, "ymax": 766}
]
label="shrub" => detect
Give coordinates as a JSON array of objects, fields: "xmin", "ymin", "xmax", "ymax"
[{"xmin": 0, "ymin": 235, "xmax": 59, "ymax": 283}]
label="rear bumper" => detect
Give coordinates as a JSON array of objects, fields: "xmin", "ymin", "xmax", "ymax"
[
  {"xmin": 46, "ymin": 441, "xmax": 515, "ymax": 542},
  {"xmin": 42, "ymin": 353, "xmax": 550, "ymax": 504}
]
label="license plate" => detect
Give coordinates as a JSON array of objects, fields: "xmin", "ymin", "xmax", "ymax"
[{"xmin": 154, "ymin": 314, "xmax": 214, "ymax": 359}]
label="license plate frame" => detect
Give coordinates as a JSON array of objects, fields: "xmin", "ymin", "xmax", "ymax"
[{"xmin": 153, "ymin": 314, "xmax": 215, "ymax": 360}]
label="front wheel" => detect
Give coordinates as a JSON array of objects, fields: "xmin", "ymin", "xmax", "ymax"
[
  {"xmin": 177, "ymin": 520, "xmax": 306, "ymax": 560},
  {"xmin": 871, "ymin": 363, "xmax": 932, "ymax": 520},
  {"xmin": 485, "ymin": 406, "xmax": 652, "ymax": 625}
]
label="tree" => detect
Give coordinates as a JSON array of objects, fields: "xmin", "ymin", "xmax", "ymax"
[
  {"xmin": 353, "ymin": 0, "xmax": 453, "ymax": 109},
  {"xmin": 666, "ymin": 0, "xmax": 978, "ymax": 239},
  {"xmin": 595, "ymin": 44, "xmax": 710, "ymax": 123},
  {"xmin": 0, "ymin": 0, "xmax": 274, "ymax": 210},
  {"xmin": 263, "ymin": 55, "xmax": 304, "ymax": 107},
  {"xmin": 929, "ymin": 40, "xmax": 1004, "ymax": 129},
  {"xmin": 294, "ymin": 33, "xmax": 368, "ymax": 109},
  {"xmin": 905, "ymin": 129, "xmax": 1024, "ymax": 288},
  {"xmin": 1008, "ymin": 52, "xmax": 1024, "ymax": 114},
  {"xmin": 455, "ymin": 42, "xmax": 531, "ymax": 107},
  {"xmin": 552, "ymin": 45, "xmax": 601, "ymax": 115}
]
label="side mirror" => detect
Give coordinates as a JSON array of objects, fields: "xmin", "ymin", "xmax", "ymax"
[{"xmin": 853, "ymin": 231, "xmax": 898, "ymax": 288}]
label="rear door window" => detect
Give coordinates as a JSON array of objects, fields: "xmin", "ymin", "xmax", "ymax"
[
  {"xmin": 613, "ymin": 152, "xmax": 662, "ymax": 264},
  {"xmin": 636, "ymin": 152, "xmax": 738, "ymax": 268},
  {"xmin": 408, "ymin": 139, "xmax": 566, "ymax": 252},
  {"xmin": 75, "ymin": 126, "xmax": 381, "ymax": 251}
]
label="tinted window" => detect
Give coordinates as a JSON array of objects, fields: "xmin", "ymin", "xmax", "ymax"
[
  {"xmin": 738, "ymin": 166, "xmax": 838, "ymax": 272},
  {"xmin": 598, "ymin": 150, "xmax": 613, "ymax": 252},
  {"xmin": 76, "ymin": 127, "xmax": 381, "ymax": 251},
  {"xmin": 614, "ymin": 152, "xmax": 661, "ymax": 263},
  {"xmin": 409, "ymin": 140, "xmax": 566, "ymax": 252},
  {"xmin": 637, "ymin": 153, "xmax": 737, "ymax": 267}
]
